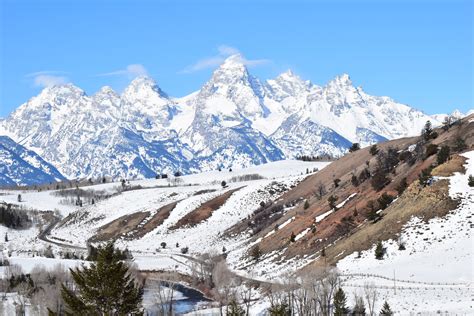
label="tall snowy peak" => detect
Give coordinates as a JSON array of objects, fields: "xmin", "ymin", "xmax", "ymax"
[{"xmin": 198, "ymin": 54, "xmax": 266, "ymax": 119}]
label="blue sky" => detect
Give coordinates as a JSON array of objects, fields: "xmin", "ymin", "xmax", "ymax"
[{"xmin": 0, "ymin": 0, "xmax": 472, "ymax": 117}]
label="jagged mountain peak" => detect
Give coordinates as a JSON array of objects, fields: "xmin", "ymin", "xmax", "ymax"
[
  {"xmin": 327, "ymin": 73, "xmax": 353, "ymax": 88},
  {"xmin": 219, "ymin": 54, "xmax": 247, "ymax": 70},
  {"xmin": 122, "ymin": 75, "xmax": 168, "ymax": 100},
  {"xmin": 95, "ymin": 85, "xmax": 117, "ymax": 96},
  {"xmin": 267, "ymin": 69, "xmax": 313, "ymax": 100},
  {"xmin": 38, "ymin": 83, "xmax": 86, "ymax": 99}
]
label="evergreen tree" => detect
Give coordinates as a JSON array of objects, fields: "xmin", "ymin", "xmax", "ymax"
[
  {"xmin": 437, "ymin": 145, "xmax": 450, "ymax": 165},
  {"xmin": 369, "ymin": 144, "xmax": 379, "ymax": 156},
  {"xmin": 454, "ymin": 137, "xmax": 467, "ymax": 152},
  {"xmin": 349, "ymin": 143, "xmax": 361, "ymax": 152},
  {"xmin": 228, "ymin": 300, "xmax": 246, "ymax": 316},
  {"xmin": 396, "ymin": 177, "xmax": 408, "ymax": 195},
  {"xmin": 304, "ymin": 200, "xmax": 310, "ymax": 209},
  {"xmin": 290, "ymin": 232, "xmax": 296, "ymax": 242},
  {"xmin": 418, "ymin": 167, "xmax": 432, "ymax": 187},
  {"xmin": 250, "ymin": 245, "xmax": 262, "ymax": 261},
  {"xmin": 422, "ymin": 120, "xmax": 433, "ymax": 141},
  {"xmin": 371, "ymin": 169, "xmax": 389, "ymax": 191},
  {"xmin": 56, "ymin": 242, "xmax": 143, "ymax": 315},
  {"xmin": 469, "ymin": 175, "xmax": 474, "ymax": 187},
  {"xmin": 268, "ymin": 303, "xmax": 291, "ymax": 316},
  {"xmin": 375, "ymin": 241, "xmax": 385, "ymax": 260},
  {"xmin": 379, "ymin": 301, "xmax": 393, "ymax": 315},
  {"xmin": 333, "ymin": 287, "xmax": 349, "ymax": 315},
  {"xmin": 328, "ymin": 195, "xmax": 338, "ymax": 210},
  {"xmin": 352, "ymin": 295, "xmax": 366, "ymax": 315},
  {"xmin": 351, "ymin": 174, "xmax": 359, "ymax": 187}
]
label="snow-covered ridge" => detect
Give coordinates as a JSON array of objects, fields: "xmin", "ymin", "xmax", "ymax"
[{"xmin": 0, "ymin": 54, "xmax": 445, "ymax": 181}]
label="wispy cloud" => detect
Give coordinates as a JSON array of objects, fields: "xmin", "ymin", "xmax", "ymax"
[
  {"xmin": 25, "ymin": 71, "xmax": 69, "ymax": 88},
  {"xmin": 180, "ymin": 45, "xmax": 271, "ymax": 73},
  {"xmin": 97, "ymin": 64, "xmax": 148, "ymax": 78}
]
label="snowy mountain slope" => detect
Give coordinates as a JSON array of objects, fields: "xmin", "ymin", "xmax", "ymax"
[
  {"xmin": 0, "ymin": 136, "xmax": 66, "ymax": 186},
  {"xmin": 1, "ymin": 54, "xmax": 443, "ymax": 182},
  {"xmin": 337, "ymin": 150, "xmax": 474, "ymax": 314},
  {"xmin": 271, "ymin": 114, "xmax": 352, "ymax": 158}
]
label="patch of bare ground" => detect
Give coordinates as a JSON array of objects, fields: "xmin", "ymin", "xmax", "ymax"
[
  {"xmin": 307, "ymin": 178, "xmax": 458, "ymax": 268},
  {"xmin": 91, "ymin": 201, "xmax": 181, "ymax": 241},
  {"xmin": 432, "ymin": 154, "xmax": 466, "ymax": 176},
  {"xmin": 131, "ymin": 201, "xmax": 180, "ymax": 239},
  {"xmin": 171, "ymin": 188, "xmax": 242, "ymax": 229},
  {"xmin": 92, "ymin": 211, "xmax": 150, "ymax": 242}
]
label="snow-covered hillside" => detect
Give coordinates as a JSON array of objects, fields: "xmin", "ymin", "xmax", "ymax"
[
  {"xmin": 0, "ymin": 54, "xmax": 441, "ymax": 181},
  {"xmin": 0, "ymin": 136, "xmax": 65, "ymax": 186}
]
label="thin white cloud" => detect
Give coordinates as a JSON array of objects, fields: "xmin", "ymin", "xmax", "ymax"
[
  {"xmin": 97, "ymin": 64, "xmax": 148, "ymax": 77},
  {"xmin": 25, "ymin": 71, "xmax": 70, "ymax": 88},
  {"xmin": 33, "ymin": 75, "xmax": 69, "ymax": 87},
  {"xmin": 180, "ymin": 45, "xmax": 271, "ymax": 73}
]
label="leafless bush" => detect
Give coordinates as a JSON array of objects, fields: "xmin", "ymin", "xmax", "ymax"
[{"xmin": 229, "ymin": 173, "xmax": 265, "ymax": 183}]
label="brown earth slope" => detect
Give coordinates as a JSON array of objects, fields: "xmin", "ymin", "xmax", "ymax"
[{"xmin": 235, "ymin": 114, "xmax": 474, "ymax": 266}]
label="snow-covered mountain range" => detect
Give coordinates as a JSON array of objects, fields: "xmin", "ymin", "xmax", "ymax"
[{"xmin": 0, "ymin": 54, "xmax": 454, "ymax": 181}]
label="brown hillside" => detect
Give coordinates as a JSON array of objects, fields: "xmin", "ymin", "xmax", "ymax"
[{"xmin": 238, "ymin": 114, "xmax": 474, "ymax": 266}]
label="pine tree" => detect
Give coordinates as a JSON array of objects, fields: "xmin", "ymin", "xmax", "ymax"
[
  {"xmin": 418, "ymin": 167, "xmax": 432, "ymax": 187},
  {"xmin": 328, "ymin": 195, "xmax": 338, "ymax": 210},
  {"xmin": 379, "ymin": 301, "xmax": 393, "ymax": 315},
  {"xmin": 422, "ymin": 120, "xmax": 433, "ymax": 141},
  {"xmin": 268, "ymin": 303, "xmax": 291, "ymax": 316},
  {"xmin": 437, "ymin": 145, "xmax": 450, "ymax": 165},
  {"xmin": 56, "ymin": 242, "xmax": 143, "ymax": 315},
  {"xmin": 352, "ymin": 295, "xmax": 366, "ymax": 315},
  {"xmin": 369, "ymin": 144, "xmax": 379, "ymax": 156},
  {"xmin": 290, "ymin": 232, "xmax": 296, "ymax": 242},
  {"xmin": 333, "ymin": 287, "xmax": 348, "ymax": 315},
  {"xmin": 304, "ymin": 200, "xmax": 310, "ymax": 209},
  {"xmin": 349, "ymin": 143, "xmax": 361, "ymax": 152},
  {"xmin": 228, "ymin": 300, "xmax": 246, "ymax": 316},
  {"xmin": 468, "ymin": 175, "xmax": 474, "ymax": 187},
  {"xmin": 375, "ymin": 241, "xmax": 385, "ymax": 260}
]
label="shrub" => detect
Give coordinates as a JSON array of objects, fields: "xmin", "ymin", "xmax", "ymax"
[
  {"xmin": 468, "ymin": 175, "xmax": 474, "ymax": 187},
  {"xmin": 375, "ymin": 241, "xmax": 385, "ymax": 259},
  {"xmin": 250, "ymin": 245, "xmax": 262, "ymax": 261},
  {"xmin": 351, "ymin": 174, "xmax": 359, "ymax": 187},
  {"xmin": 358, "ymin": 168, "xmax": 371, "ymax": 183},
  {"xmin": 304, "ymin": 200, "xmax": 310, "ymax": 209},
  {"xmin": 290, "ymin": 232, "xmax": 296, "ymax": 242},
  {"xmin": 333, "ymin": 178, "xmax": 341, "ymax": 188},
  {"xmin": 349, "ymin": 143, "xmax": 361, "ymax": 152},
  {"xmin": 424, "ymin": 144, "xmax": 438, "ymax": 159},
  {"xmin": 398, "ymin": 150, "xmax": 412, "ymax": 163},
  {"xmin": 371, "ymin": 170, "xmax": 389, "ymax": 191},
  {"xmin": 369, "ymin": 144, "xmax": 379, "ymax": 156},
  {"xmin": 437, "ymin": 145, "xmax": 450, "ymax": 165},
  {"xmin": 328, "ymin": 195, "xmax": 338, "ymax": 210},
  {"xmin": 181, "ymin": 247, "xmax": 189, "ymax": 254},
  {"xmin": 377, "ymin": 193, "xmax": 394, "ymax": 210},
  {"xmin": 454, "ymin": 137, "xmax": 467, "ymax": 152},
  {"xmin": 419, "ymin": 167, "xmax": 432, "ymax": 187},
  {"xmin": 396, "ymin": 177, "xmax": 408, "ymax": 195}
]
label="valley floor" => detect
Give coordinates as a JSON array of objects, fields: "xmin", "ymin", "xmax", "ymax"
[{"xmin": 0, "ymin": 157, "xmax": 473, "ymax": 315}]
